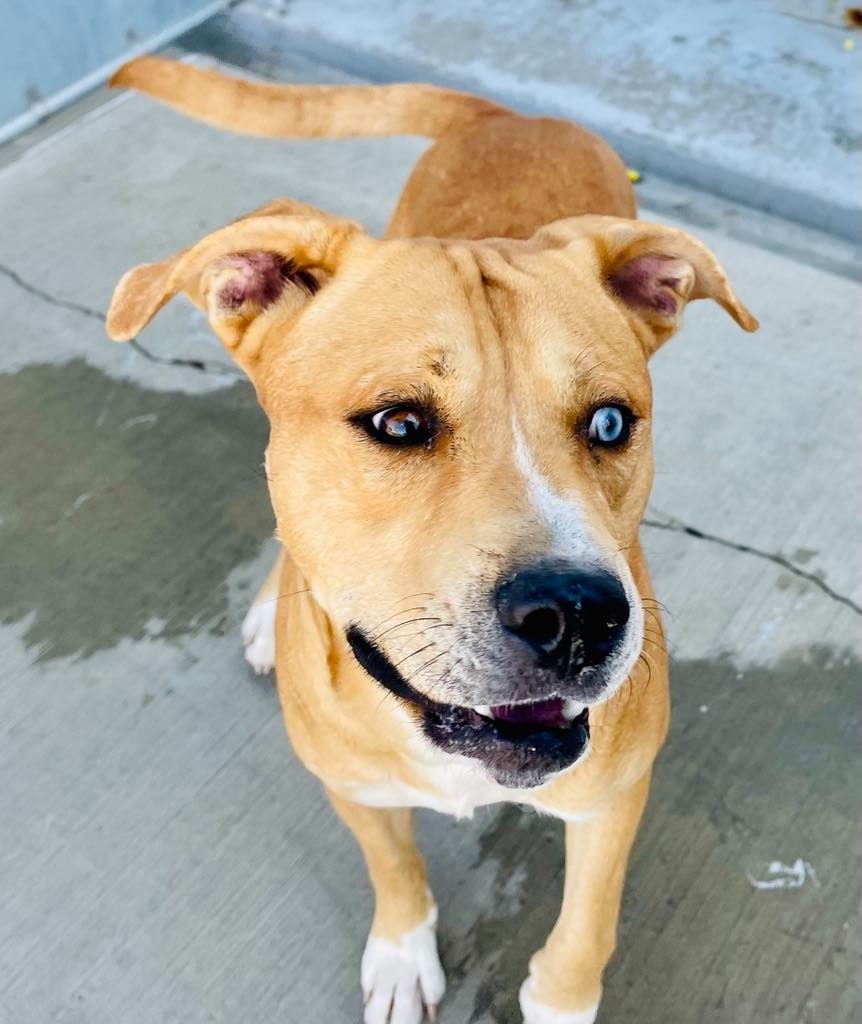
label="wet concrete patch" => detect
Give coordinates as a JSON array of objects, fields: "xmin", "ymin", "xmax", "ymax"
[
  {"xmin": 441, "ymin": 647, "xmax": 861, "ymax": 1023},
  {"xmin": 0, "ymin": 360, "xmax": 271, "ymax": 660},
  {"xmin": 463, "ymin": 806, "xmax": 561, "ymax": 1023},
  {"xmin": 609, "ymin": 646, "xmax": 861, "ymax": 1023}
]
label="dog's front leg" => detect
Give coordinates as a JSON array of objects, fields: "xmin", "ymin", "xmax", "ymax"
[
  {"xmin": 241, "ymin": 547, "xmax": 286, "ymax": 674},
  {"xmin": 521, "ymin": 774, "xmax": 652, "ymax": 1023},
  {"xmin": 327, "ymin": 789, "xmax": 446, "ymax": 1024}
]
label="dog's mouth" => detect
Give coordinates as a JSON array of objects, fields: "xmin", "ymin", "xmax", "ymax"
[{"xmin": 346, "ymin": 626, "xmax": 590, "ymax": 789}]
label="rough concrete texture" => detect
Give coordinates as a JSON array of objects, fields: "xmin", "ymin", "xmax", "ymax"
[
  {"xmin": 1, "ymin": 57, "xmax": 861, "ymax": 1024},
  {"xmin": 211, "ymin": 0, "xmax": 862, "ymax": 241}
]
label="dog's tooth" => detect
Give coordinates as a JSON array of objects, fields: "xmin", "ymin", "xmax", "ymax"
[
  {"xmin": 473, "ymin": 705, "xmax": 493, "ymax": 719},
  {"xmin": 563, "ymin": 699, "xmax": 587, "ymax": 720}
]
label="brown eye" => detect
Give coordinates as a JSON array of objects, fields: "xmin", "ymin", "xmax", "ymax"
[{"xmin": 365, "ymin": 406, "xmax": 435, "ymax": 447}]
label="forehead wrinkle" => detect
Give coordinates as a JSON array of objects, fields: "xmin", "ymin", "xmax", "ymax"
[
  {"xmin": 433, "ymin": 245, "xmax": 542, "ymax": 504},
  {"xmin": 467, "ymin": 257, "xmax": 558, "ymax": 515},
  {"xmin": 441, "ymin": 243, "xmax": 505, "ymax": 362},
  {"xmin": 469, "ymin": 247, "xmax": 639, "ymax": 426},
  {"xmin": 345, "ymin": 247, "xmax": 504, "ymax": 430},
  {"xmin": 509, "ymin": 266, "xmax": 651, "ymax": 412}
]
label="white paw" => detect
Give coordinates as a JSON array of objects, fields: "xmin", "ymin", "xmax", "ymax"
[
  {"xmin": 241, "ymin": 600, "xmax": 276, "ymax": 675},
  {"xmin": 519, "ymin": 976, "xmax": 599, "ymax": 1024},
  {"xmin": 361, "ymin": 908, "xmax": 446, "ymax": 1024}
]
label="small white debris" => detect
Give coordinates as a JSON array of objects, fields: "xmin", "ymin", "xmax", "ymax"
[
  {"xmin": 746, "ymin": 858, "xmax": 820, "ymax": 891},
  {"xmin": 54, "ymin": 492, "xmax": 92, "ymax": 527},
  {"xmin": 119, "ymin": 413, "xmax": 158, "ymax": 431},
  {"xmin": 699, "ymin": 704, "xmax": 709, "ymax": 714}
]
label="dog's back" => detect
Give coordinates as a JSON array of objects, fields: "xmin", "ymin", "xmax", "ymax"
[{"xmin": 112, "ymin": 57, "xmax": 635, "ymax": 240}]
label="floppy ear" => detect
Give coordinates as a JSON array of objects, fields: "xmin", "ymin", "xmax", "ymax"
[
  {"xmin": 106, "ymin": 200, "xmax": 361, "ymax": 372},
  {"xmin": 538, "ymin": 215, "xmax": 758, "ymax": 355}
]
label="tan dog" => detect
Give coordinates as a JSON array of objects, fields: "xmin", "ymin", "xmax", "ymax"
[{"xmin": 106, "ymin": 57, "xmax": 757, "ymax": 1024}]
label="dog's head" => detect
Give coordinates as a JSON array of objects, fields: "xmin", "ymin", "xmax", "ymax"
[{"xmin": 108, "ymin": 199, "xmax": 756, "ymax": 787}]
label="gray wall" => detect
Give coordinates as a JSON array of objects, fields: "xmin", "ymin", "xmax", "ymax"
[{"xmin": 0, "ymin": 0, "xmax": 223, "ymax": 141}]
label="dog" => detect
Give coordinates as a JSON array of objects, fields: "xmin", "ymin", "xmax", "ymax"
[{"xmin": 106, "ymin": 56, "xmax": 757, "ymax": 1024}]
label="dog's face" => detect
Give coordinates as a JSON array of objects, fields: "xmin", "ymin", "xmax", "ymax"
[
  {"xmin": 263, "ymin": 235, "xmax": 657, "ymax": 787},
  {"xmin": 108, "ymin": 202, "xmax": 756, "ymax": 787}
]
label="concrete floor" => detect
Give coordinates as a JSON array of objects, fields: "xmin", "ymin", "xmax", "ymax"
[{"xmin": 1, "ymin": 24, "xmax": 861, "ymax": 1024}]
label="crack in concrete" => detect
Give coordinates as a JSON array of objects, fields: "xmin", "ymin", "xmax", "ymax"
[
  {"xmin": 644, "ymin": 513, "xmax": 862, "ymax": 617},
  {"xmin": 0, "ymin": 260, "xmax": 243, "ymax": 377},
  {"xmin": 3, "ymin": 262, "xmax": 858, "ymax": 616}
]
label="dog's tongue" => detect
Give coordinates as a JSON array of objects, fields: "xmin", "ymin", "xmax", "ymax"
[{"xmin": 490, "ymin": 697, "xmax": 568, "ymax": 728}]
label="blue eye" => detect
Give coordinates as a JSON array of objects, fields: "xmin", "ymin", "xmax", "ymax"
[{"xmin": 588, "ymin": 405, "xmax": 632, "ymax": 447}]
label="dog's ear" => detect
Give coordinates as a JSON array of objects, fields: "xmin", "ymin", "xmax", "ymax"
[
  {"xmin": 537, "ymin": 216, "xmax": 758, "ymax": 355},
  {"xmin": 106, "ymin": 200, "xmax": 361, "ymax": 373}
]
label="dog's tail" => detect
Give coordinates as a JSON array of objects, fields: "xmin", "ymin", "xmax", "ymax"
[{"xmin": 110, "ymin": 56, "xmax": 508, "ymax": 140}]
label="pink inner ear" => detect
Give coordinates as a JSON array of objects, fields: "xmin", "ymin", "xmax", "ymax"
[
  {"xmin": 215, "ymin": 251, "xmax": 318, "ymax": 311},
  {"xmin": 608, "ymin": 255, "xmax": 688, "ymax": 317}
]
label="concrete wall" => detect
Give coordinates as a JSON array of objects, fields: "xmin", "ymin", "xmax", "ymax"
[{"xmin": 0, "ymin": 0, "xmax": 224, "ymax": 142}]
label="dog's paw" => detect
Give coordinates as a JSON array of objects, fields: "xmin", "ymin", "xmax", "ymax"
[
  {"xmin": 241, "ymin": 600, "xmax": 276, "ymax": 675},
  {"xmin": 519, "ymin": 977, "xmax": 599, "ymax": 1024},
  {"xmin": 361, "ymin": 909, "xmax": 446, "ymax": 1024}
]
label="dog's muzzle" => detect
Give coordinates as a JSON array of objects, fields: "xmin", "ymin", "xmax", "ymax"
[{"xmin": 346, "ymin": 564, "xmax": 633, "ymax": 789}]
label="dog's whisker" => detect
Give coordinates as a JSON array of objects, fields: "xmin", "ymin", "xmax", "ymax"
[
  {"xmin": 386, "ymin": 618, "xmax": 446, "ymax": 634},
  {"xmin": 368, "ymin": 605, "xmax": 428, "ymax": 633},
  {"xmin": 427, "ymin": 654, "xmax": 462, "ymax": 698},
  {"xmin": 616, "ymin": 544, "xmax": 640, "ymax": 556},
  {"xmin": 637, "ymin": 651, "xmax": 654, "ymax": 692},
  {"xmin": 405, "ymin": 649, "xmax": 450, "ymax": 686},
  {"xmin": 373, "ymin": 687, "xmax": 401, "ymax": 716},
  {"xmin": 416, "ymin": 621, "xmax": 455, "ymax": 634},
  {"xmin": 641, "ymin": 607, "xmax": 666, "ymax": 629},
  {"xmin": 375, "ymin": 615, "xmax": 441, "ymax": 642},
  {"xmin": 395, "ymin": 642, "xmax": 438, "ymax": 668},
  {"xmin": 253, "ymin": 587, "xmax": 311, "ymax": 608},
  {"xmin": 641, "ymin": 597, "xmax": 672, "ymax": 615},
  {"xmin": 392, "ymin": 592, "xmax": 436, "ymax": 606},
  {"xmin": 390, "ymin": 621, "xmax": 456, "ymax": 642},
  {"xmin": 369, "ymin": 606, "xmax": 432, "ymax": 638}
]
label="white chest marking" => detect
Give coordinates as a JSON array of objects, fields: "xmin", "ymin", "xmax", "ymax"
[
  {"xmin": 350, "ymin": 759, "xmax": 519, "ymax": 819},
  {"xmin": 347, "ymin": 737, "xmax": 595, "ymax": 822}
]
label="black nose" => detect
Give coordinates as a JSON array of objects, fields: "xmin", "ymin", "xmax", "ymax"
[{"xmin": 495, "ymin": 567, "xmax": 630, "ymax": 672}]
